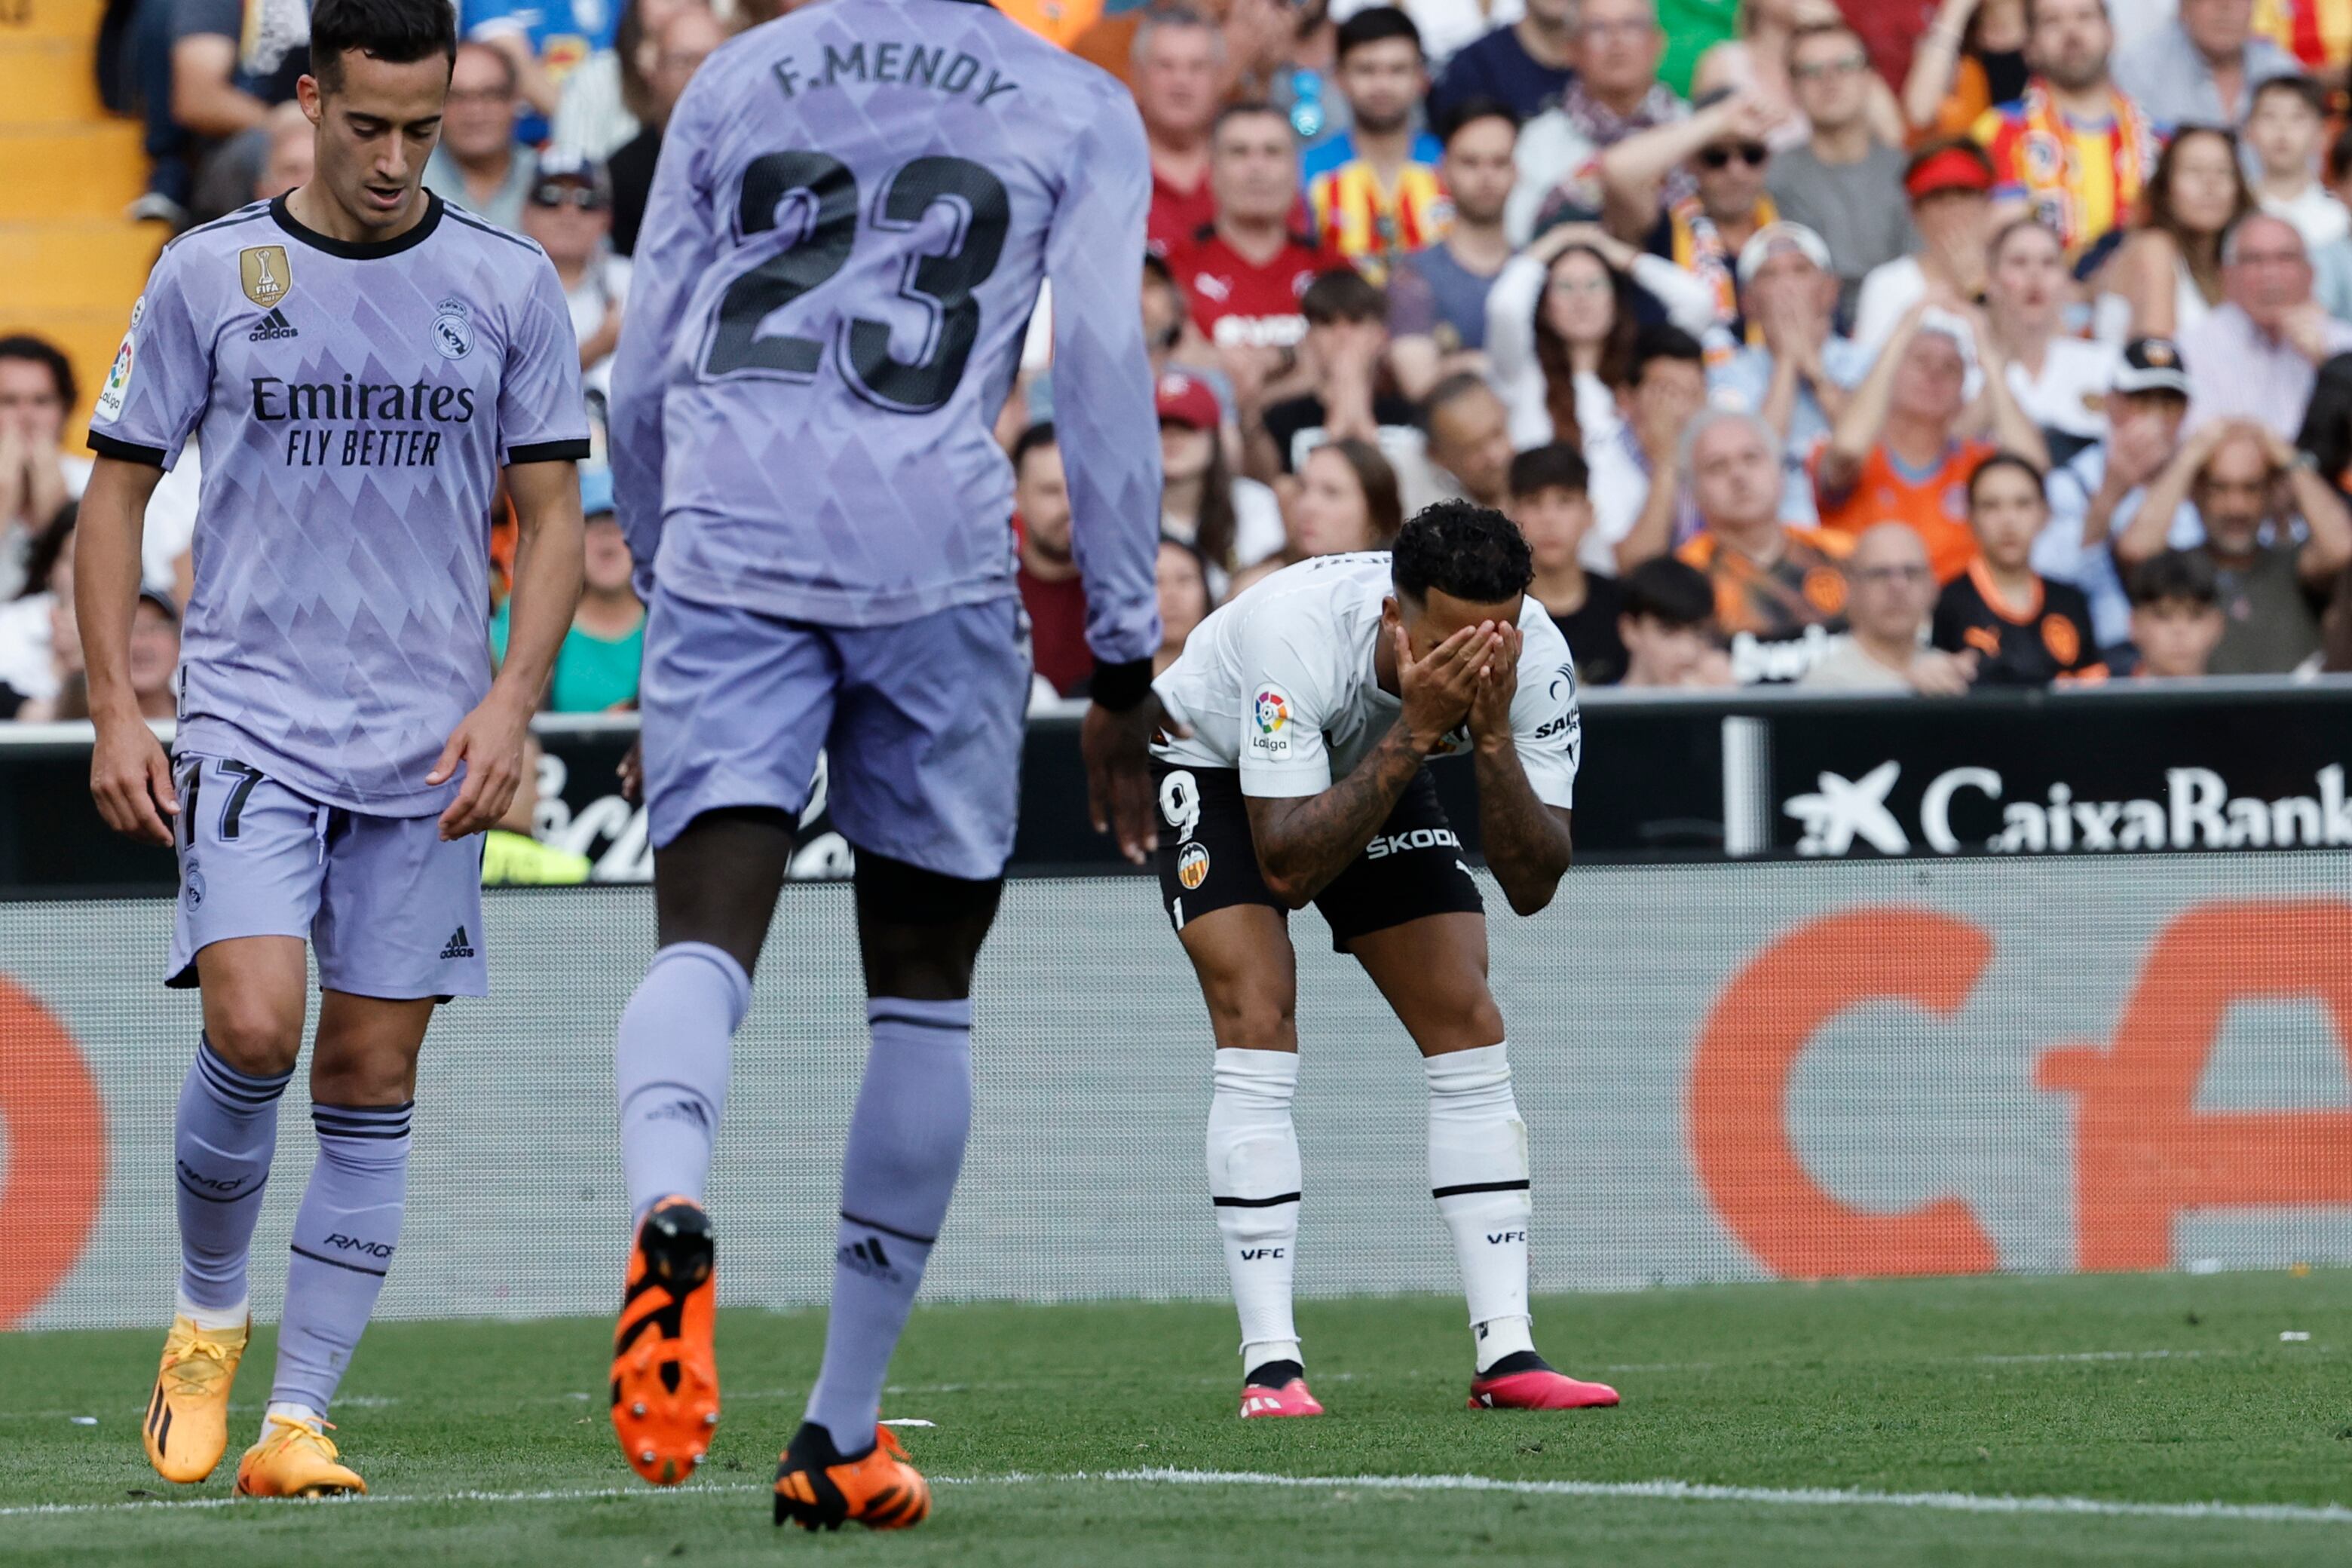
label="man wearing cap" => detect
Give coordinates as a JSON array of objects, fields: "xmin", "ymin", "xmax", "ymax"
[
  {"xmin": 1854, "ymin": 139, "xmax": 1999, "ymax": 351},
  {"xmin": 2116, "ymin": 0, "xmax": 2299, "ymax": 132},
  {"xmin": 1157, "ymin": 369, "xmax": 1288, "ymax": 592},
  {"xmin": 1814, "ymin": 294, "xmax": 2050, "ymax": 583},
  {"xmin": 1769, "ymin": 19, "xmax": 1921, "ymax": 321},
  {"xmin": 1707, "ymin": 222, "xmax": 1876, "ymax": 525},
  {"xmin": 1599, "ymin": 87, "xmax": 1784, "ymax": 343},
  {"xmin": 2180, "ymin": 211, "xmax": 2352, "ymax": 439},
  {"xmin": 492, "ymin": 470, "xmax": 644, "ymax": 714},
  {"xmin": 2043, "ymin": 337, "xmax": 2206, "ymax": 650},
  {"xmin": 522, "ymin": 153, "xmax": 630, "ymax": 392},
  {"xmin": 1974, "ymin": 0, "xmax": 2159, "ymax": 260},
  {"xmin": 422, "ymin": 40, "xmax": 537, "ymax": 231}
]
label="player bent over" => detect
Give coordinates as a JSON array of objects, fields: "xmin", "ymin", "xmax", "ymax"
[
  {"xmin": 1152, "ymin": 504, "xmax": 1618, "ymax": 1417},
  {"xmin": 79, "ymin": 0, "xmax": 586, "ymax": 1499},
  {"xmin": 602, "ymin": 0, "xmax": 1164, "ymax": 1529}
]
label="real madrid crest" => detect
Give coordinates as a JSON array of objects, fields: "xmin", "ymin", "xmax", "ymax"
[
  {"xmin": 240, "ymin": 246, "xmax": 292, "ymax": 308},
  {"xmin": 433, "ymin": 296, "xmax": 474, "ymax": 360}
]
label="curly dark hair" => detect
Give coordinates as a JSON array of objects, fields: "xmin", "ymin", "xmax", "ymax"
[{"xmin": 1390, "ymin": 501, "xmax": 1533, "ymax": 607}]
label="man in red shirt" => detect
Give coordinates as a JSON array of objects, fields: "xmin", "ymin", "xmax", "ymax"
[
  {"xmin": 1135, "ymin": 10, "xmax": 1223, "ymax": 256},
  {"xmin": 1011, "ymin": 423, "xmax": 1092, "ymax": 697},
  {"xmin": 1168, "ymin": 104, "xmax": 1349, "ymax": 358}
]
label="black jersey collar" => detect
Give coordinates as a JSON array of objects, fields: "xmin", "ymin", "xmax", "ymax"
[{"xmin": 269, "ymin": 189, "xmax": 445, "ymax": 260}]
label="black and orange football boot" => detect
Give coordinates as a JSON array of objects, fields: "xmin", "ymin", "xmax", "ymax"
[
  {"xmin": 610, "ymin": 1196, "xmax": 718, "ymax": 1485},
  {"xmin": 773, "ymin": 1422, "xmax": 932, "ymax": 1532}
]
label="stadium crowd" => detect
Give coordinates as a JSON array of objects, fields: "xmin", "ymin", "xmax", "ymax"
[{"xmin": 14, "ymin": 0, "xmax": 2352, "ymax": 721}]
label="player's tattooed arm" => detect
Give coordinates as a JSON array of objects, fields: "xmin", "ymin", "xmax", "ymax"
[
  {"xmin": 1467, "ymin": 626, "xmax": 1574, "ymax": 916},
  {"xmin": 1244, "ymin": 622, "xmax": 1496, "ymax": 907}
]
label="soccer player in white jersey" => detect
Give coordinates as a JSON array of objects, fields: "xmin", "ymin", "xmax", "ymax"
[
  {"xmin": 603, "ymin": 0, "xmax": 1163, "ymax": 1530},
  {"xmin": 1152, "ymin": 502, "xmax": 1622, "ymax": 1417},
  {"xmin": 76, "ymin": 0, "xmax": 588, "ymax": 1499}
]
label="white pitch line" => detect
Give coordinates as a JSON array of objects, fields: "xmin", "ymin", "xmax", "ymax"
[{"xmin": 3, "ymin": 1469, "xmax": 2347, "ymax": 1528}]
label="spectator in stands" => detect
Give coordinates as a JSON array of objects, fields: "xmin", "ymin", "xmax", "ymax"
[
  {"xmin": 2105, "ymin": 125, "xmax": 2255, "ymax": 340},
  {"xmin": 1769, "ymin": 19, "xmax": 1919, "ymax": 319},
  {"xmin": 124, "ymin": 589, "xmax": 182, "ymax": 721},
  {"xmin": 1600, "ymin": 86, "xmax": 1782, "ymax": 339},
  {"xmin": 1984, "ymin": 219, "xmax": 2118, "ymax": 466},
  {"xmin": 1304, "ymin": 8, "xmax": 1444, "ymax": 283},
  {"xmin": 424, "ymin": 41, "xmax": 538, "ymax": 231},
  {"xmin": 1615, "ymin": 553, "xmax": 1735, "ymax": 687},
  {"xmin": 2124, "ymin": 418, "xmax": 2352, "ymax": 672},
  {"xmin": 0, "ymin": 509, "xmax": 75, "ymax": 718},
  {"xmin": 1931, "ymin": 452, "xmax": 2105, "ymax": 683},
  {"xmin": 1136, "ymin": 9, "xmax": 1228, "ymax": 256},
  {"xmin": 1387, "ymin": 99, "xmax": 1519, "ymax": 400},
  {"xmin": 1155, "ymin": 538, "xmax": 1216, "ymax": 675},
  {"xmin": 1597, "ymin": 324, "xmax": 1713, "ymax": 568},
  {"xmin": 552, "ymin": 0, "xmax": 709, "ymax": 163},
  {"xmin": 461, "ymin": 0, "xmax": 620, "ymax": 136},
  {"xmin": 2115, "ymin": 0, "xmax": 2298, "ymax": 130},
  {"xmin": 2124, "ymin": 549, "xmax": 2227, "ymax": 679},
  {"xmin": 2181, "ymin": 213, "xmax": 2352, "ymax": 437},
  {"xmin": 1257, "ymin": 270, "xmax": 1424, "ymax": 483},
  {"xmin": 1168, "ymin": 106, "xmax": 1342, "ymax": 424},
  {"xmin": 1971, "ymin": 0, "xmax": 2154, "ymax": 262},
  {"xmin": 2248, "ymin": 75, "xmax": 2348, "ymax": 250},
  {"xmin": 2258, "ymin": 0, "xmax": 2352, "ymax": 85},
  {"xmin": 522, "ymin": 156, "xmax": 630, "ymax": 392},
  {"xmin": 1816, "ymin": 298, "xmax": 2050, "ymax": 582},
  {"xmin": 1671, "ymin": 409, "xmax": 1853, "ymax": 681},
  {"xmin": 1696, "ymin": 0, "xmax": 1906, "ymax": 148},
  {"xmin": 492, "ymin": 472, "xmax": 643, "ymax": 712},
  {"xmin": 1156, "ymin": 369, "xmax": 1287, "ymax": 591},
  {"xmin": 1508, "ymin": 0, "xmax": 1690, "ymax": 244},
  {"xmin": 1801, "ymin": 522, "xmax": 1977, "ymax": 691},
  {"xmin": 1427, "ymin": 0, "xmax": 1578, "ymax": 124},
  {"xmin": 2043, "ymin": 337, "xmax": 2203, "ymax": 649},
  {"xmin": 136, "ymin": 0, "xmax": 309, "ymax": 224},
  {"xmin": 1368, "ymin": 0, "xmax": 1519, "ymax": 64},
  {"xmin": 1423, "ymin": 374, "xmax": 1517, "ymax": 511},
  {"xmin": 1511, "ymin": 443, "xmax": 1631, "ymax": 683},
  {"xmin": 1233, "ymin": 436, "xmax": 1405, "ymax": 593},
  {"xmin": 1854, "ymin": 139, "xmax": 1997, "ymax": 348},
  {"xmin": 1012, "ymin": 424, "xmax": 1093, "ymax": 695},
  {"xmin": 1903, "ymin": 0, "xmax": 2030, "ymax": 141},
  {"xmin": 0, "ymin": 336, "xmax": 84, "ymax": 599},
  {"xmin": 256, "ymin": 100, "xmax": 314, "ymax": 200},
  {"xmin": 1485, "ymin": 221, "xmax": 1718, "ymax": 452},
  {"xmin": 1708, "ymin": 223, "xmax": 1870, "ymax": 525},
  {"xmin": 605, "ymin": 1, "xmax": 723, "ymax": 256}
]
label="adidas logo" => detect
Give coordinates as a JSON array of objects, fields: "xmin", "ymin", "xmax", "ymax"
[
  {"xmin": 439, "ymin": 925, "xmax": 474, "ymax": 960},
  {"xmin": 839, "ymin": 1236, "xmax": 901, "ymax": 1282},
  {"xmin": 247, "ymin": 308, "xmax": 299, "ymax": 341}
]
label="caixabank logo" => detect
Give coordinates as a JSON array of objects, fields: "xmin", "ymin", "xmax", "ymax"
[{"xmin": 1784, "ymin": 762, "xmax": 2352, "ymax": 856}]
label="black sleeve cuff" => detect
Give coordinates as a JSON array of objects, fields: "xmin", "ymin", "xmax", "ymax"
[
  {"xmin": 88, "ymin": 431, "xmax": 167, "ymax": 467},
  {"xmin": 1089, "ymin": 657, "xmax": 1155, "ymax": 712},
  {"xmin": 506, "ymin": 439, "xmax": 593, "ymax": 464}
]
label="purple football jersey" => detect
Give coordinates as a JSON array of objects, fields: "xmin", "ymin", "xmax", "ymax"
[
  {"xmin": 609, "ymin": 0, "xmax": 1161, "ymax": 663},
  {"xmin": 88, "ymin": 194, "xmax": 590, "ymax": 817}
]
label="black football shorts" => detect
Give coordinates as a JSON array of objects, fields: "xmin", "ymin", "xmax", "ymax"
[{"xmin": 1151, "ymin": 763, "xmax": 1483, "ymax": 951}]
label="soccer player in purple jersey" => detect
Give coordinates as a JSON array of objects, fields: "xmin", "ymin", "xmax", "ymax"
[
  {"xmin": 603, "ymin": 0, "xmax": 1165, "ymax": 1529},
  {"xmin": 76, "ymin": 0, "xmax": 588, "ymax": 1500}
]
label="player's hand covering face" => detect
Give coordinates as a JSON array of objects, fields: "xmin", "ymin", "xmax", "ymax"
[
  {"xmin": 1394, "ymin": 617, "xmax": 1504, "ymax": 755},
  {"xmin": 1466, "ymin": 623, "xmax": 1523, "ymax": 751}
]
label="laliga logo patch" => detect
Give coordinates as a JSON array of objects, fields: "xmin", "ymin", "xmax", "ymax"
[
  {"xmin": 1249, "ymin": 687, "xmax": 1291, "ymax": 760},
  {"xmin": 1178, "ymin": 842, "xmax": 1211, "ymax": 890},
  {"xmin": 433, "ymin": 297, "xmax": 474, "ymax": 360}
]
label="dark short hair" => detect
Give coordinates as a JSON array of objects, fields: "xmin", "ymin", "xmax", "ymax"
[
  {"xmin": 1786, "ymin": 17, "xmax": 1864, "ymax": 68},
  {"xmin": 310, "ymin": 0, "xmax": 459, "ymax": 93},
  {"xmin": 1300, "ymin": 268, "xmax": 1386, "ymax": 326},
  {"xmin": 0, "ymin": 333, "xmax": 75, "ymax": 411},
  {"xmin": 1619, "ymin": 556, "xmax": 1716, "ymax": 629},
  {"xmin": 1423, "ymin": 370, "xmax": 1499, "ymax": 422},
  {"xmin": 1508, "ymin": 442, "xmax": 1590, "ymax": 499},
  {"xmin": 1439, "ymin": 94, "xmax": 1518, "ymax": 145},
  {"xmin": 2252, "ymin": 72, "xmax": 2328, "ymax": 119},
  {"xmin": 2130, "ymin": 548, "xmax": 2219, "ymax": 608},
  {"xmin": 1213, "ymin": 100, "xmax": 1292, "ymax": 142},
  {"xmin": 1336, "ymin": 5, "xmax": 1423, "ymax": 62},
  {"xmin": 1630, "ymin": 324, "xmax": 1706, "ymax": 385},
  {"xmin": 1011, "ymin": 421, "xmax": 1058, "ymax": 476},
  {"xmin": 1967, "ymin": 450, "xmax": 2047, "ymax": 508},
  {"xmin": 1391, "ymin": 501, "xmax": 1533, "ymax": 607}
]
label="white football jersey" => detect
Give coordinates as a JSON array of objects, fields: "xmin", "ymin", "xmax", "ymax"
[{"xmin": 1152, "ymin": 553, "xmax": 1582, "ymax": 807}]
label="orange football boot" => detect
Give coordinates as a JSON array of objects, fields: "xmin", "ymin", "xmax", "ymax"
[
  {"xmin": 610, "ymin": 1196, "xmax": 719, "ymax": 1485},
  {"xmin": 773, "ymin": 1423, "xmax": 932, "ymax": 1532}
]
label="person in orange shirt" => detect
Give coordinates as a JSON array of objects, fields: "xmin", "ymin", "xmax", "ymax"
[
  {"xmin": 1971, "ymin": 0, "xmax": 2157, "ymax": 259},
  {"xmin": 1812, "ymin": 295, "xmax": 2049, "ymax": 582}
]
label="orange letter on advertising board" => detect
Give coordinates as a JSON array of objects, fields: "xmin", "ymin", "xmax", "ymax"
[
  {"xmin": 0, "ymin": 980, "xmax": 108, "ymax": 1328},
  {"xmin": 2038, "ymin": 900, "xmax": 2352, "ymax": 1272},
  {"xmin": 1690, "ymin": 909, "xmax": 1998, "ymax": 1279}
]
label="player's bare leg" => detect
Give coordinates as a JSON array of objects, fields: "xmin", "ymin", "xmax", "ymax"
[
  {"xmin": 1178, "ymin": 905, "xmax": 1321, "ymax": 1418},
  {"xmin": 612, "ymin": 807, "xmax": 794, "ymax": 1484},
  {"xmin": 1351, "ymin": 914, "xmax": 1618, "ymax": 1411},
  {"xmin": 773, "ymin": 855, "xmax": 999, "ymax": 1530}
]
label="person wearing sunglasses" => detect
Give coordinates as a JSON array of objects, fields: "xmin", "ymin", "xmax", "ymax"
[
  {"xmin": 522, "ymin": 154, "xmax": 630, "ymax": 391},
  {"xmin": 1600, "ymin": 85, "xmax": 1785, "ymax": 341}
]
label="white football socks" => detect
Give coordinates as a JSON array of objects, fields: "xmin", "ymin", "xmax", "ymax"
[
  {"xmin": 1426, "ymin": 1044, "xmax": 1535, "ymax": 1374},
  {"xmin": 1205, "ymin": 1049, "xmax": 1303, "ymax": 1376}
]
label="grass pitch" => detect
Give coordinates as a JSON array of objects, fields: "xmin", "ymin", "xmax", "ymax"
[{"xmin": 2, "ymin": 1269, "xmax": 2347, "ymax": 1566}]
